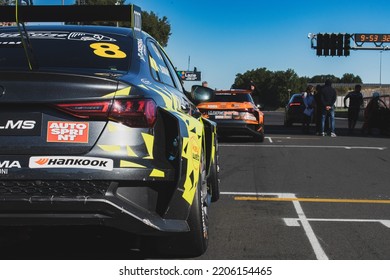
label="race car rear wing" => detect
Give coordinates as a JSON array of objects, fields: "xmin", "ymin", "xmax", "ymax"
[{"xmin": 0, "ymin": 5, "xmax": 141, "ymax": 30}]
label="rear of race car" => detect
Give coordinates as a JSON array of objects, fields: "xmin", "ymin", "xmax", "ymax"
[
  {"xmin": 0, "ymin": 49, "xmax": 177, "ymax": 232},
  {"xmin": 197, "ymin": 90, "xmax": 265, "ymax": 141},
  {"xmin": 0, "ymin": 6, "xmax": 217, "ymax": 257}
]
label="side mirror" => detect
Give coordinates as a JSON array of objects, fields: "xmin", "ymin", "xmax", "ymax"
[
  {"xmin": 257, "ymin": 103, "xmax": 264, "ymax": 110},
  {"xmin": 190, "ymin": 85, "xmax": 215, "ymax": 105}
]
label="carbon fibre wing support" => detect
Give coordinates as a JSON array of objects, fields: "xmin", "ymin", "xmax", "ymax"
[{"xmin": 0, "ymin": 5, "xmax": 141, "ymax": 26}]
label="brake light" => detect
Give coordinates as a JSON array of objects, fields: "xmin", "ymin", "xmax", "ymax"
[
  {"xmin": 110, "ymin": 99, "xmax": 157, "ymax": 128},
  {"xmin": 289, "ymin": 102, "xmax": 301, "ymax": 107},
  {"xmin": 55, "ymin": 101, "xmax": 111, "ymax": 118},
  {"xmin": 55, "ymin": 99, "xmax": 157, "ymax": 128},
  {"xmin": 239, "ymin": 112, "xmax": 257, "ymax": 121}
]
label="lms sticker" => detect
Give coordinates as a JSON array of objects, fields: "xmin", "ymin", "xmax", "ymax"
[{"xmin": 47, "ymin": 121, "xmax": 89, "ymax": 143}]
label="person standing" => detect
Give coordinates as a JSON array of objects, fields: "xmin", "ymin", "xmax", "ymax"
[
  {"xmin": 320, "ymin": 79, "xmax": 337, "ymax": 137},
  {"xmin": 344, "ymin": 84, "xmax": 363, "ymax": 134},
  {"xmin": 314, "ymin": 84, "xmax": 323, "ymax": 135},
  {"xmin": 302, "ymin": 85, "xmax": 315, "ymax": 134}
]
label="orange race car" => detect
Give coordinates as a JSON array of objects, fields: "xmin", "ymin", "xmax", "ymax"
[{"xmin": 197, "ymin": 89, "xmax": 265, "ymax": 141}]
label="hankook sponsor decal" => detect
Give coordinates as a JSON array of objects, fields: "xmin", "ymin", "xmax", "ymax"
[
  {"xmin": 29, "ymin": 156, "xmax": 113, "ymax": 171},
  {"xmin": 47, "ymin": 121, "xmax": 89, "ymax": 143}
]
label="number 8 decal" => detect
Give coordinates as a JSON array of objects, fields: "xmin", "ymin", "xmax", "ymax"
[{"xmin": 90, "ymin": 43, "xmax": 127, "ymax": 58}]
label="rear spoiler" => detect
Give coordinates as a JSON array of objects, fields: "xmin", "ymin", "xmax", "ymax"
[
  {"xmin": 215, "ymin": 89, "xmax": 253, "ymax": 94},
  {"xmin": 0, "ymin": 5, "xmax": 141, "ymax": 30}
]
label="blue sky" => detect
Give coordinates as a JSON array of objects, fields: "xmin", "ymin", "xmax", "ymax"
[{"xmin": 35, "ymin": 0, "xmax": 390, "ymax": 91}]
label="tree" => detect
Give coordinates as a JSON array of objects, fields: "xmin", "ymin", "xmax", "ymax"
[
  {"xmin": 233, "ymin": 68, "xmax": 308, "ymax": 110},
  {"xmin": 308, "ymin": 74, "xmax": 340, "ymax": 84},
  {"xmin": 72, "ymin": 0, "xmax": 171, "ymax": 47},
  {"xmin": 340, "ymin": 73, "xmax": 362, "ymax": 84}
]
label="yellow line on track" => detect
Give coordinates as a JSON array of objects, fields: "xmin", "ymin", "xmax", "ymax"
[{"xmin": 234, "ymin": 196, "xmax": 390, "ymax": 204}]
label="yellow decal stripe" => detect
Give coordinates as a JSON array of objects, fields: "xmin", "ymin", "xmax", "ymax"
[
  {"xmin": 115, "ymin": 87, "xmax": 131, "ymax": 96},
  {"xmin": 98, "ymin": 145, "xmax": 121, "ymax": 153},
  {"xmin": 181, "ymin": 117, "xmax": 204, "ymax": 205},
  {"xmin": 142, "ymin": 133, "xmax": 154, "ymax": 159},
  {"xmin": 102, "ymin": 86, "xmax": 131, "ymax": 98},
  {"xmin": 120, "ymin": 160, "xmax": 146, "ymax": 168},
  {"xmin": 150, "ymin": 169, "xmax": 165, "ymax": 178},
  {"xmin": 146, "ymin": 86, "xmax": 173, "ymax": 109},
  {"xmin": 126, "ymin": 146, "xmax": 138, "ymax": 157},
  {"xmin": 107, "ymin": 123, "xmax": 118, "ymax": 132},
  {"xmin": 149, "ymin": 56, "xmax": 159, "ymax": 72}
]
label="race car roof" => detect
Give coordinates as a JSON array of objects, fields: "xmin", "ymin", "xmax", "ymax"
[{"xmin": 0, "ymin": 4, "xmax": 142, "ymax": 71}]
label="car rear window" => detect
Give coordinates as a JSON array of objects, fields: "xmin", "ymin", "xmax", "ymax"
[
  {"xmin": 290, "ymin": 94, "xmax": 303, "ymax": 103},
  {"xmin": 0, "ymin": 29, "xmax": 132, "ymax": 72},
  {"xmin": 212, "ymin": 93, "xmax": 254, "ymax": 103}
]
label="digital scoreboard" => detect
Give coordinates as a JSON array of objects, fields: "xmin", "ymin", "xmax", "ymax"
[{"xmin": 354, "ymin": 34, "xmax": 390, "ymax": 43}]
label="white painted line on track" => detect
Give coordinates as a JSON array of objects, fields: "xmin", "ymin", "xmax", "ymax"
[
  {"xmin": 265, "ymin": 137, "xmax": 273, "ymax": 143},
  {"xmin": 291, "ymin": 196, "xmax": 329, "ymax": 260},
  {"xmin": 284, "ymin": 218, "xmax": 390, "ymax": 228},
  {"xmin": 221, "ymin": 192, "xmax": 329, "ymax": 260},
  {"xmin": 219, "ymin": 144, "xmax": 387, "ymax": 150}
]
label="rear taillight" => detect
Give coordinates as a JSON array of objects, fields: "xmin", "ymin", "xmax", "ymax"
[
  {"xmin": 289, "ymin": 102, "xmax": 301, "ymax": 107},
  {"xmin": 55, "ymin": 99, "xmax": 157, "ymax": 128},
  {"xmin": 110, "ymin": 99, "xmax": 157, "ymax": 128},
  {"xmin": 55, "ymin": 101, "xmax": 111, "ymax": 118},
  {"xmin": 239, "ymin": 112, "xmax": 257, "ymax": 121}
]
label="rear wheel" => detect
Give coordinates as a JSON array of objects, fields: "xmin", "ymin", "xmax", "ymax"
[
  {"xmin": 150, "ymin": 151, "xmax": 209, "ymax": 257},
  {"xmin": 253, "ymin": 124, "xmax": 265, "ymax": 142},
  {"xmin": 208, "ymin": 136, "xmax": 220, "ymax": 202}
]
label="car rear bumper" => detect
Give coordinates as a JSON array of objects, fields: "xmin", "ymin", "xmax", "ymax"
[
  {"xmin": 0, "ymin": 179, "xmax": 189, "ymax": 235},
  {"xmin": 213, "ymin": 120, "xmax": 263, "ymax": 136}
]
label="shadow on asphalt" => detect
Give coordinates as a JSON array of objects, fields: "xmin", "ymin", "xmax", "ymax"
[{"xmin": 0, "ymin": 226, "xmax": 151, "ymax": 260}]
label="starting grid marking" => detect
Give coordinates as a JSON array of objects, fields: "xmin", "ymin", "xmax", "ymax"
[
  {"xmin": 221, "ymin": 192, "xmax": 390, "ymax": 260},
  {"xmin": 220, "ymin": 143, "xmax": 387, "ymax": 150}
]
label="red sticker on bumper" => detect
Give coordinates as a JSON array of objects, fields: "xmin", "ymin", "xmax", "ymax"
[{"xmin": 47, "ymin": 121, "xmax": 89, "ymax": 143}]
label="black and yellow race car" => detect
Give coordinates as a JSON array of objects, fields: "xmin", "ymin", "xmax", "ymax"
[{"xmin": 0, "ymin": 4, "xmax": 219, "ymax": 257}]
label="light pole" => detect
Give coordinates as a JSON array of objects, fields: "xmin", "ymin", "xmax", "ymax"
[
  {"xmin": 115, "ymin": 0, "xmax": 120, "ymax": 27},
  {"xmin": 380, "ymin": 50, "xmax": 382, "ymax": 89}
]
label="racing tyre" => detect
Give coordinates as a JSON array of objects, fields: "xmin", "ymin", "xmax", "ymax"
[
  {"xmin": 208, "ymin": 136, "xmax": 220, "ymax": 202},
  {"xmin": 253, "ymin": 125, "xmax": 265, "ymax": 142},
  {"xmin": 254, "ymin": 132, "xmax": 265, "ymax": 142}
]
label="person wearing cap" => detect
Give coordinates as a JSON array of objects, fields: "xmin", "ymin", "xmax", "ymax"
[
  {"xmin": 320, "ymin": 79, "xmax": 337, "ymax": 137},
  {"xmin": 344, "ymin": 84, "xmax": 363, "ymax": 134},
  {"xmin": 202, "ymin": 81, "xmax": 208, "ymax": 88}
]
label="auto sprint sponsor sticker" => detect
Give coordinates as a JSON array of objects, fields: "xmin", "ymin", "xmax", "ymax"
[
  {"xmin": 29, "ymin": 156, "xmax": 113, "ymax": 171},
  {"xmin": 47, "ymin": 121, "xmax": 89, "ymax": 143}
]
